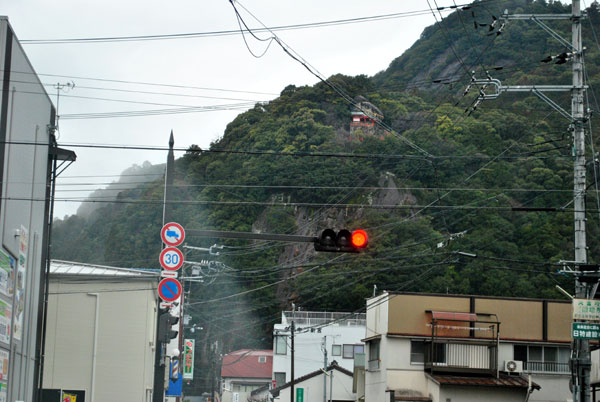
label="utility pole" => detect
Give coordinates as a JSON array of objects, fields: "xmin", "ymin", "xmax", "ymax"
[
  {"xmin": 469, "ymin": 3, "xmax": 592, "ymax": 401},
  {"xmin": 322, "ymin": 336, "xmax": 327, "ymax": 402},
  {"xmin": 290, "ymin": 305, "xmax": 295, "ymax": 402},
  {"xmin": 571, "ymin": 3, "xmax": 592, "ymax": 402},
  {"xmin": 153, "ymin": 131, "xmax": 175, "ymax": 402}
]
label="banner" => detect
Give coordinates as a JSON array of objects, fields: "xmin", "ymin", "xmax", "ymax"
[{"xmin": 183, "ymin": 339, "xmax": 195, "ymax": 380}]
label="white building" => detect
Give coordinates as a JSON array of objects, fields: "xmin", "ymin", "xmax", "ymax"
[
  {"xmin": 0, "ymin": 17, "xmax": 76, "ymax": 402},
  {"xmin": 42, "ymin": 260, "xmax": 158, "ymax": 402},
  {"xmin": 272, "ymin": 311, "xmax": 366, "ymax": 388},
  {"xmin": 362, "ymin": 292, "xmax": 572, "ymax": 402},
  {"xmin": 271, "ymin": 361, "xmax": 355, "ymax": 402},
  {"xmin": 221, "ymin": 349, "xmax": 273, "ymax": 402}
]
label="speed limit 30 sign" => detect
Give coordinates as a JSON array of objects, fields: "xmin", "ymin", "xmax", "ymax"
[{"xmin": 159, "ymin": 247, "xmax": 184, "ymax": 271}]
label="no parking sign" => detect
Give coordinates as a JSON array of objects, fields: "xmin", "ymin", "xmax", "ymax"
[{"xmin": 158, "ymin": 278, "xmax": 182, "ymax": 302}]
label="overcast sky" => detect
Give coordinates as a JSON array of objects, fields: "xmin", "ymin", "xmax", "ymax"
[{"xmin": 1, "ymin": 0, "xmax": 465, "ymax": 218}]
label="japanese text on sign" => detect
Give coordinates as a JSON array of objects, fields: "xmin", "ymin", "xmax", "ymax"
[{"xmin": 573, "ymin": 298, "xmax": 600, "ymax": 321}]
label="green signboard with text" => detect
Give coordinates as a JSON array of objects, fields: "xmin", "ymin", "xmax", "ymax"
[
  {"xmin": 183, "ymin": 339, "xmax": 194, "ymax": 379},
  {"xmin": 572, "ymin": 322, "xmax": 600, "ymax": 339},
  {"xmin": 296, "ymin": 388, "xmax": 304, "ymax": 402}
]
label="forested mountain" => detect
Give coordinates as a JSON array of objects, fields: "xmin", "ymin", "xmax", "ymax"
[{"xmin": 51, "ymin": 0, "xmax": 600, "ymax": 393}]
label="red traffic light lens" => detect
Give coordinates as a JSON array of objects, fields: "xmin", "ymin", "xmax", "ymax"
[{"xmin": 351, "ymin": 230, "xmax": 368, "ymax": 248}]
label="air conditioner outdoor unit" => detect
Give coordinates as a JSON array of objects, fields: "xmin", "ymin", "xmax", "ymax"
[{"xmin": 504, "ymin": 360, "xmax": 523, "ymax": 373}]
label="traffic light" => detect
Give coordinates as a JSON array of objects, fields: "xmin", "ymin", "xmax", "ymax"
[
  {"xmin": 158, "ymin": 312, "xmax": 179, "ymax": 343},
  {"xmin": 314, "ymin": 229, "xmax": 368, "ymax": 252}
]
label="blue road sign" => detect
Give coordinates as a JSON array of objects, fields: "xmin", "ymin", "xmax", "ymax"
[{"xmin": 158, "ymin": 278, "xmax": 182, "ymax": 302}]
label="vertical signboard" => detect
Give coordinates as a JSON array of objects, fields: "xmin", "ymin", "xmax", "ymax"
[
  {"xmin": 0, "ymin": 251, "xmax": 13, "ymax": 298},
  {"xmin": 296, "ymin": 388, "xmax": 304, "ymax": 402},
  {"xmin": 183, "ymin": 339, "xmax": 194, "ymax": 380},
  {"xmin": 0, "ymin": 301, "xmax": 11, "ymax": 344},
  {"xmin": 13, "ymin": 225, "xmax": 27, "ymax": 341}
]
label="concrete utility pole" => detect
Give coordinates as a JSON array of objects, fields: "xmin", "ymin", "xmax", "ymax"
[
  {"xmin": 470, "ymin": 2, "xmax": 592, "ymax": 401},
  {"xmin": 571, "ymin": 3, "xmax": 592, "ymax": 402},
  {"xmin": 290, "ymin": 306, "xmax": 295, "ymax": 402},
  {"xmin": 322, "ymin": 336, "xmax": 328, "ymax": 402}
]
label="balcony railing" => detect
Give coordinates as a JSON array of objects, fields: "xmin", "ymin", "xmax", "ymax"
[
  {"xmin": 524, "ymin": 361, "xmax": 570, "ymax": 374},
  {"xmin": 424, "ymin": 340, "xmax": 498, "ymax": 376},
  {"xmin": 283, "ymin": 311, "xmax": 366, "ymax": 326}
]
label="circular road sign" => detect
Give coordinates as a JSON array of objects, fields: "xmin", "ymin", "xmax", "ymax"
[
  {"xmin": 160, "ymin": 247, "xmax": 184, "ymax": 271},
  {"xmin": 158, "ymin": 278, "xmax": 182, "ymax": 302},
  {"xmin": 161, "ymin": 222, "xmax": 185, "ymax": 247}
]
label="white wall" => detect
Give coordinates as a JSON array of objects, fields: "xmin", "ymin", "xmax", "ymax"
[
  {"xmin": 273, "ymin": 321, "xmax": 365, "ymax": 381},
  {"xmin": 439, "ymin": 385, "xmax": 525, "ymax": 402},
  {"xmin": 43, "ymin": 278, "xmax": 157, "ymax": 402},
  {"xmin": 274, "ymin": 369, "xmax": 354, "ymax": 402},
  {"xmin": 0, "ymin": 17, "xmax": 54, "ymax": 402},
  {"xmin": 222, "ymin": 378, "xmax": 270, "ymax": 402},
  {"xmin": 527, "ymin": 374, "xmax": 571, "ymax": 402}
]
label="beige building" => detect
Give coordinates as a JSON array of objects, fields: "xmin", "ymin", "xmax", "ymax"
[
  {"xmin": 41, "ymin": 260, "xmax": 158, "ymax": 402},
  {"xmin": 361, "ymin": 292, "xmax": 573, "ymax": 402}
]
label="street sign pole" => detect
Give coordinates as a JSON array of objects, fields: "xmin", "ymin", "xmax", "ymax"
[{"xmin": 154, "ymin": 131, "xmax": 176, "ymax": 402}]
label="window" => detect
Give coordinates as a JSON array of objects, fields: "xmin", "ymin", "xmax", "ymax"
[
  {"xmin": 275, "ymin": 336, "xmax": 287, "ymax": 355},
  {"xmin": 343, "ymin": 344, "xmax": 354, "ymax": 358},
  {"xmin": 274, "ymin": 372, "xmax": 286, "ymax": 388},
  {"xmin": 513, "ymin": 345, "xmax": 570, "ymax": 373},
  {"xmin": 332, "ymin": 344, "xmax": 341, "ymax": 356},
  {"xmin": 410, "ymin": 340, "xmax": 425, "ymax": 364},
  {"xmin": 411, "ymin": 340, "xmax": 445, "ymax": 364},
  {"xmin": 258, "ymin": 356, "xmax": 267, "ymax": 363},
  {"xmin": 342, "ymin": 344, "xmax": 364, "ymax": 359},
  {"xmin": 368, "ymin": 339, "xmax": 380, "ymax": 370}
]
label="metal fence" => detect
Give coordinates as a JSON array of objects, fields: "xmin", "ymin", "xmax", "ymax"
[
  {"xmin": 283, "ymin": 311, "xmax": 366, "ymax": 326},
  {"xmin": 524, "ymin": 361, "xmax": 570, "ymax": 374},
  {"xmin": 425, "ymin": 341, "xmax": 497, "ymax": 375}
]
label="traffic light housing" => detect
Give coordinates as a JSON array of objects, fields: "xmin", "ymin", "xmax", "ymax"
[
  {"xmin": 314, "ymin": 229, "xmax": 368, "ymax": 252},
  {"xmin": 158, "ymin": 312, "xmax": 179, "ymax": 343}
]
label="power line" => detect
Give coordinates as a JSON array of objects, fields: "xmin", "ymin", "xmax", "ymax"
[
  {"xmin": 0, "ymin": 139, "xmax": 573, "ymax": 160},
  {"xmin": 6, "ymin": 70, "xmax": 278, "ymax": 96},
  {"xmin": 19, "ymin": 3, "xmax": 496, "ymax": 45}
]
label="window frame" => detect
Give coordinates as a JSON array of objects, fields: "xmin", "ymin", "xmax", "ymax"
[
  {"xmin": 275, "ymin": 335, "xmax": 287, "ymax": 355},
  {"xmin": 368, "ymin": 339, "xmax": 380, "ymax": 371},
  {"xmin": 332, "ymin": 344, "xmax": 341, "ymax": 356},
  {"xmin": 410, "ymin": 340, "xmax": 425, "ymax": 364},
  {"xmin": 342, "ymin": 344, "xmax": 355, "ymax": 359},
  {"xmin": 273, "ymin": 372, "xmax": 286, "ymax": 388}
]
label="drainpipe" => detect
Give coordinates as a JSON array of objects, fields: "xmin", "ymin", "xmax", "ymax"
[
  {"xmin": 524, "ymin": 374, "xmax": 533, "ymax": 402},
  {"xmin": 88, "ymin": 293, "xmax": 100, "ymax": 402}
]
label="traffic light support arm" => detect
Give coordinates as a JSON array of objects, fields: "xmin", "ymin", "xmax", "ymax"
[{"xmin": 186, "ymin": 229, "xmax": 318, "ymax": 243}]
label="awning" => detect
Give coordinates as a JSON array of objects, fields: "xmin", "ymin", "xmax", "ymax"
[
  {"xmin": 430, "ymin": 311, "xmax": 477, "ymax": 322},
  {"xmin": 432, "ymin": 374, "xmax": 540, "ymax": 390}
]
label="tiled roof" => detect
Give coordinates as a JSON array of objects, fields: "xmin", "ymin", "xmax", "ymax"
[
  {"xmin": 221, "ymin": 349, "xmax": 273, "ymax": 379},
  {"xmin": 431, "ymin": 374, "xmax": 541, "ymax": 390},
  {"xmin": 50, "ymin": 260, "xmax": 158, "ymax": 278}
]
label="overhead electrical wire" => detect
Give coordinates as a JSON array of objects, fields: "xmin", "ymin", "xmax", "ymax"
[{"xmin": 19, "ymin": 2, "xmax": 500, "ymax": 45}]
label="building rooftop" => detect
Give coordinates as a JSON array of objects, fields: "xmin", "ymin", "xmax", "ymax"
[
  {"xmin": 50, "ymin": 260, "xmax": 158, "ymax": 278},
  {"xmin": 221, "ymin": 349, "xmax": 273, "ymax": 379}
]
